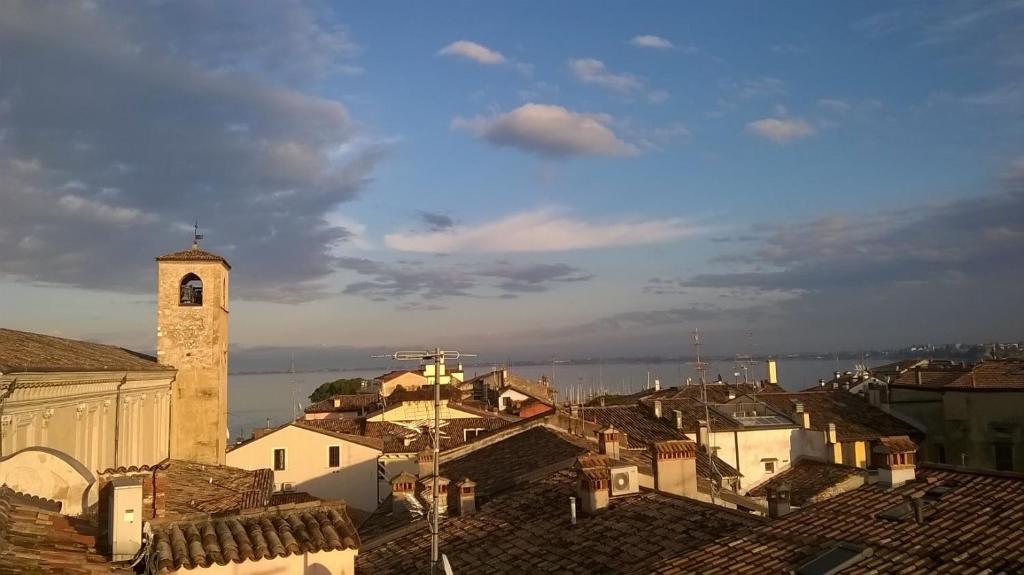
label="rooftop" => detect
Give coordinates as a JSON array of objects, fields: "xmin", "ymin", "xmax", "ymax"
[
  {"xmin": 892, "ymin": 358, "xmax": 1024, "ymax": 391},
  {"xmin": 640, "ymin": 465, "xmax": 1024, "ymax": 574},
  {"xmin": 746, "ymin": 460, "xmax": 868, "ymax": 507},
  {"xmin": 758, "ymin": 390, "xmax": 921, "ymax": 442},
  {"xmin": 229, "ymin": 421, "xmax": 385, "ymax": 452},
  {"xmin": 364, "ymin": 417, "xmax": 513, "ymax": 454},
  {"xmin": 304, "ymin": 392, "xmax": 380, "ymax": 414},
  {"xmin": 0, "ymin": 328, "xmax": 173, "ymax": 374},
  {"xmin": 0, "ymin": 486, "xmax": 130, "ymax": 575},
  {"xmin": 155, "ymin": 244, "xmax": 230, "ymax": 268},
  {"xmin": 358, "ymin": 468, "xmax": 763, "ymax": 574},
  {"xmin": 150, "ymin": 500, "xmax": 358, "ymax": 573}
]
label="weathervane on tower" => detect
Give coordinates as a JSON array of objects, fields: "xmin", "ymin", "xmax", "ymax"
[{"xmin": 192, "ymin": 219, "xmax": 204, "ymax": 249}]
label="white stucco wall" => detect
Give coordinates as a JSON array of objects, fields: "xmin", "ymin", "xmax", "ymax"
[
  {"xmin": 170, "ymin": 548, "xmax": 356, "ymax": 575},
  {"xmin": 498, "ymin": 389, "xmax": 530, "ymax": 410},
  {"xmin": 689, "ymin": 427, "xmax": 795, "ymax": 492},
  {"xmin": 226, "ymin": 425, "xmax": 381, "ymax": 513}
]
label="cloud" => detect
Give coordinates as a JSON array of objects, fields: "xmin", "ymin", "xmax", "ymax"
[
  {"xmin": 746, "ymin": 117, "xmax": 816, "ymax": 142},
  {"xmin": 438, "ymin": 40, "xmax": 506, "ymax": 65},
  {"xmin": 334, "ymin": 256, "xmax": 593, "ymax": 302},
  {"xmin": 817, "ymin": 99, "xmax": 852, "ymax": 113},
  {"xmin": 568, "ymin": 58, "xmax": 644, "ymax": 93},
  {"xmin": 384, "ymin": 208, "xmax": 698, "ymax": 253},
  {"xmin": 0, "ymin": 1, "xmax": 387, "ymax": 303},
  {"xmin": 418, "ymin": 211, "xmax": 455, "ymax": 231},
  {"xmin": 452, "ymin": 103, "xmax": 637, "ymax": 157},
  {"xmin": 629, "ymin": 35, "xmax": 674, "ymax": 49}
]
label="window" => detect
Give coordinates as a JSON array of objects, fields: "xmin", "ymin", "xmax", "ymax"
[
  {"xmin": 464, "ymin": 428, "xmax": 486, "ymax": 441},
  {"xmin": 995, "ymin": 442, "xmax": 1014, "ymax": 471},
  {"xmin": 764, "ymin": 461, "xmax": 776, "ymax": 473},
  {"xmin": 179, "ymin": 273, "xmax": 203, "ymax": 306},
  {"xmin": 328, "ymin": 445, "xmax": 341, "ymax": 468},
  {"xmin": 273, "ymin": 448, "xmax": 286, "ymax": 471}
]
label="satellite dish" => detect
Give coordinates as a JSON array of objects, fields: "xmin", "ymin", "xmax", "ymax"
[{"xmin": 442, "ymin": 553, "xmax": 454, "ymax": 575}]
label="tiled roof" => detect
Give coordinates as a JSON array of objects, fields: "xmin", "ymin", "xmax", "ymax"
[
  {"xmin": 875, "ymin": 435, "xmax": 918, "ymax": 453},
  {"xmin": 647, "ymin": 381, "xmax": 787, "ymax": 403},
  {"xmin": 892, "ymin": 359, "xmax": 1024, "ymax": 391},
  {"xmin": 758, "ymin": 390, "xmax": 921, "ymax": 442},
  {"xmin": 155, "ymin": 245, "xmax": 230, "ymax": 268},
  {"xmin": 582, "ymin": 405, "xmax": 687, "ymax": 448},
  {"xmin": 639, "ymin": 465, "xmax": 1024, "ymax": 574},
  {"xmin": 229, "ymin": 421, "xmax": 385, "ymax": 452},
  {"xmin": 150, "ymin": 501, "xmax": 358, "ymax": 573},
  {"xmin": 0, "ymin": 328, "xmax": 172, "ymax": 374},
  {"xmin": 268, "ymin": 491, "xmax": 322, "ymax": 506},
  {"xmin": 365, "ymin": 417, "xmax": 513, "ymax": 454},
  {"xmin": 0, "ymin": 486, "xmax": 130, "ymax": 575},
  {"xmin": 746, "ymin": 460, "xmax": 867, "ymax": 506},
  {"xmin": 639, "ymin": 397, "xmax": 745, "ymax": 431},
  {"xmin": 304, "ymin": 393, "xmax": 380, "ymax": 414},
  {"xmin": 439, "ymin": 427, "xmax": 594, "ymax": 497},
  {"xmin": 101, "ymin": 460, "xmax": 274, "ymax": 521},
  {"xmin": 357, "ymin": 468, "xmax": 763, "ymax": 574}
]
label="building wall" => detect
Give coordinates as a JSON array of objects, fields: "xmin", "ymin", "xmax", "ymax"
[
  {"xmin": 498, "ymin": 388, "xmax": 530, "ymax": 410},
  {"xmin": 889, "ymin": 387, "xmax": 1024, "ymax": 471},
  {"xmin": 365, "ymin": 400, "xmax": 482, "ymax": 422},
  {"xmin": 0, "ymin": 371, "xmax": 172, "ymax": 474},
  {"xmin": 226, "ymin": 425, "xmax": 382, "ymax": 513},
  {"xmin": 699, "ymin": 428, "xmax": 794, "ymax": 492},
  {"xmin": 379, "ymin": 372, "xmax": 428, "ymax": 396},
  {"xmin": 157, "ymin": 258, "xmax": 229, "ymax": 465},
  {"xmin": 168, "ymin": 548, "xmax": 356, "ymax": 575}
]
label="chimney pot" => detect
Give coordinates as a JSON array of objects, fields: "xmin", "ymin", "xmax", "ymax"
[
  {"xmin": 697, "ymin": 419, "xmax": 709, "ymax": 449},
  {"xmin": 673, "ymin": 409, "xmax": 684, "ymax": 430},
  {"xmin": 598, "ymin": 426, "xmax": 621, "ymax": 460},
  {"xmin": 767, "ymin": 483, "xmax": 792, "ymax": 519},
  {"xmin": 650, "ymin": 440, "xmax": 698, "ymax": 499},
  {"xmin": 569, "ymin": 496, "xmax": 577, "ymax": 525},
  {"xmin": 417, "ymin": 449, "xmax": 434, "ymax": 479},
  {"xmin": 766, "ymin": 359, "xmax": 778, "ymax": 385},
  {"xmin": 653, "ymin": 400, "xmax": 662, "ymax": 419}
]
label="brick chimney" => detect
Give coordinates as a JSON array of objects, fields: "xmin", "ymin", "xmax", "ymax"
[
  {"xmin": 452, "ymin": 477, "xmax": 476, "ymax": 516},
  {"xmin": 874, "ymin": 436, "xmax": 917, "ymax": 488},
  {"xmin": 419, "ymin": 475, "xmax": 449, "ymax": 516},
  {"xmin": 673, "ymin": 409, "xmax": 684, "ymax": 430},
  {"xmin": 417, "ymin": 449, "xmax": 434, "ymax": 478},
  {"xmin": 106, "ymin": 477, "xmax": 143, "ymax": 561},
  {"xmin": 650, "ymin": 440, "xmax": 698, "ymax": 499},
  {"xmin": 597, "ymin": 425, "xmax": 621, "ymax": 460},
  {"xmin": 390, "ymin": 471, "xmax": 417, "ymax": 514},
  {"xmin": 766, "ymin": 482, "xmax": 792, "ymax": 519},
  {"xmin": 575, "ymin": 455, "xmax": 611, "ymax": 514}
]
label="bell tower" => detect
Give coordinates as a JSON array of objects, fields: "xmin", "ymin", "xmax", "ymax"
[{"xmin": 156, "ymin": 233, "xmax": 230, "ymax": 465}]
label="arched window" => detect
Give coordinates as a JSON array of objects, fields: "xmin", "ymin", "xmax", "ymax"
[{"xmin": 179, "ymin": 273, "xmax": 203, "ymax": 306}]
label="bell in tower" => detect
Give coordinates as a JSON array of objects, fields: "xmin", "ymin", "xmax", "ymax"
[{"xmin": 155, "ymin": 232, "xmax": 230, "ymax": 465}]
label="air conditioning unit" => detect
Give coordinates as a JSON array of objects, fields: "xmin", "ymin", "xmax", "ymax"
[{"xmin": 610, "ymin": 465, "xmax": 639, "ymax": 496}]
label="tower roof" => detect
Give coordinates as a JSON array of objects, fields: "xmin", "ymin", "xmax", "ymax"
[{"xmin": 155, "ymin": 245, "xmax": 231, "ymax": 269}]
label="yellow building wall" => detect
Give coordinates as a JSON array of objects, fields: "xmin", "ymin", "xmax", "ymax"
[{"xmin": 366, "ymin": 400, "xmax": 481, "ymax": 422}]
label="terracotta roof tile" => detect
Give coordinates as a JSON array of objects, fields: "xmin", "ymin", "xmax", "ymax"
[
  {"xmin": 892, "ymin": 359, "xmax": 1024, "ymax": 391},
  {"xmin": 641, "ymin": 465, "xmax": 1024, "ymax": 574},
  {"xmin": 155, "ymin": 245, "xmax": 230, "ymax": 268},
  {"xmin": 304, "ymin": 393, "xmax": 380, "ymax": 414},
  {"xmin": 758, "ymin": 390, "xmax": 920, "ymax": 442},
  {"xmin": 0, "ymin": 328, "xmax": 172, "ymax": 373},
  {"xmin": 746, "ymin": 460, "xmax": 867, "ymax": 506},
  {"xmin": 150, "ymin": 501, "xmax": 357, "ymax": 573}
]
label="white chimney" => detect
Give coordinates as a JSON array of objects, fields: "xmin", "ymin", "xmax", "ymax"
[
  {"xmin": 453, "ymin": 478, "xmax": 476, "ymax": 516},
  {"xmin": 874, "ymin": 436, "xmax": 917, "ymax": 488},
  {"xmin": 653, "ymin": 379, "xmax": 661, "ymax": 392},
  {"xmin": 766, "ymin": 359, "xmax": 778, "ymax": 385},
  {"xmin": 390, "ymin": 471, "xmax": 418, "ymax": 514},
  {"xmin": 697, "ymin": 419, "xmax": 709, "ymax": 449},
  {"xmin": 650, "ymin": 440, "xmax": 698, "ymax": 499},
  {"xmin": 653, "ymin": 400, "xmax": 663, "ymax": 419},
  {"xmin": 598, "ymin": 425, "xmax": 621, "ymax": 460},
  {"xmin": 107, "ymin": 477, "xmax": 143, "ymax": 561},
  {"xmin": 673, "ymin": 409, "xmax": 684, "ymax": 430}
]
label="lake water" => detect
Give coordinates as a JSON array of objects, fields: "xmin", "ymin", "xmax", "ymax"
[{"xmin": 227, "ymin": 357, "xmax": 877, "ymax": 433}]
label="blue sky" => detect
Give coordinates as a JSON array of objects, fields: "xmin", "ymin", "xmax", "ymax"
[{"xmin": 1, "ymin": 1, "xmax": 1022, "ymax": 367}]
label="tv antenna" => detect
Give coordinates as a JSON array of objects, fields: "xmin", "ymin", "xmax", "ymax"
[
  {"xmin": 372, "ymin": 348, "xmax": 477, "ymax": 575},
  {"xmin": 692, "ymin": 328, "xmax": 719, "ymax": 503}
]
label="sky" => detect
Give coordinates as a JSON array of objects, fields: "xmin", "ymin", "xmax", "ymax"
[{"xmin": 1, "ymin": 1, "xmax": 1022, "ymax": 369}]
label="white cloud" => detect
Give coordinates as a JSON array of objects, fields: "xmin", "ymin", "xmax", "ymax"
[
  {"xmin": 817, "ymin": 98, "xmax": 852, "ymax": 113},
  {"xmin": 568, "ymin": 58, "xmax": 643, "ymax": 93},
  {"xmin": 746, "ymin": 117, "xmax": 816, "ymax": 142},
  {"xmin": 438, "ymin": 40, "xmax": 506, "ymax": 65},
  {"xmin": 385, "ymin": 208, "xmax": 698, "ymax": 253},
  {"xmin": 452, "ymin": 103, "xmax": 637, "ymax": 157},
  {"xmin": 57, "ymin": 194, "xmax": 154, "ymax": 225},
  {"xmin": 629, "ymin": 35, "xmax": 674, "ymax": 49},
  {"xmin": 647, "ymin": 89, "xmax": 671, "ymax": 104}
]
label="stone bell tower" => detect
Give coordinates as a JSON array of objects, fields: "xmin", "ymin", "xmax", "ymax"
[{"xmin": 156, "ymin": 235, "xmax": 230, "ymax": 465}]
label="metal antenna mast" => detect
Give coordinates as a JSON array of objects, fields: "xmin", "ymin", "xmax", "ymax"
[
  {"xmin": 372, "ymin": 348, "xmax": 476, "ymax": 575},
  {"xmin": 692, "ymin": 329, "xmax": 719, "ymax": 504}
]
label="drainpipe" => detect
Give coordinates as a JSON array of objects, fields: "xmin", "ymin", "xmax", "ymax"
[
  {"xmin": 113, "ymin": 373, "xmax": 128, "ymax": 468},
  {"xmin": 0, "ymin": 377, "xmax": 17, "ymax": 458}
]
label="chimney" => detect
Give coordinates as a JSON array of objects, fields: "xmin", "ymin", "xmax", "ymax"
[
  {"xmin": 417, "ymin": 449, "xmax": 434, "ymax": 478},
  {"xmin": 575, "ymin": 457, "xmax": 610, "ymax": 514},
  {"xmin": 826, "ymin": 422, "xmax": 837, "ymax": 444},
  {"xmin": 333, "ymin": 397, "xmax": 342, "ymax": 408},
  {"xmin": 597, "ymin": 425, "xmax": 621, "ymax": 460},
  {"xmin": 452, "ymin": 478, "xmax": 476, "ymax": 516},
  {"xmin": 390, "ymin": 471, "xmax": 417, "ymax": 514},
  {"xmin": 910, "ymin": 495, "xmax": 926, "ymax": 524},
  {"xmin": 106, "ymin": 477, "xmax": 143, "ymax": 561},
  {"xmin": 915, "ymin": 370, "xmax": 923, "ymax": 385},
  {"xmin": 653, "ymin": 378, "xmax": 661, "ymax": 392},
  {"xmin": 826, "ymin": 422, "xmax": 840, "ymax": 464},
  {"xmin": 697, "ymin": 419, "xmax": 709, "ymax": 449},
  {"xmin": 420, "ymin": 476, "xmax": 449, "ymax": 516},
  {"xmin": 874, "ymin": 436, "xmax": 917, "ymax": 488},
  {"xmin": 673, "ymin": 409, "xmax": 684, "ymax": 430},
  {"xmin": 818, "ymin": 378, "xmax": 825, "ymax": 387},
  {"xmin": 766, "ymin": 483, "xmax": 792, "ymax": 519},
  {"xmin": 727, "ymin": 390, "xmax": 736, "ymax": 400},
  {"xmin": 653, "ymin": 400, "xmax": 663, "ymax": 419},
  {"xmin": 650, "ymin": 440, "xmax": 698, "ymax": 499},
  {"xmin": 766, "ymin": 359, "xmax": 778, "ymax": 385}
]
